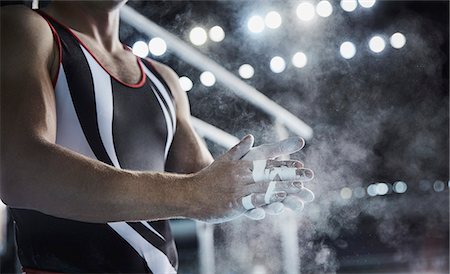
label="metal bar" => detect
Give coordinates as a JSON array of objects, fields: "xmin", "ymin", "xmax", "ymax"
[
  {"xmin": 120, "ymin": 5, "xmax": 313, "ymax": 140},
  {"xmin": 191, "ymin": 116, "xmax": 239, "ymax": 149},
  {"xmin": 274, "ymin": 121, "xmax": 300, "ymax": 274}
]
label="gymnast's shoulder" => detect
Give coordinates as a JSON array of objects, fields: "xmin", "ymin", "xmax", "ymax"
[{"xmin": 1, "ymin": 5, "xmax": 55, "ymax": 58}]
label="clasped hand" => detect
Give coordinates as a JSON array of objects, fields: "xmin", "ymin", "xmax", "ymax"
[{"xmin": 193, "ymin": 134, "xmax": 314, "ymax": 223}]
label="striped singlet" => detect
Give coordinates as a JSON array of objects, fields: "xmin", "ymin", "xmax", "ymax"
[{"xmin": 9, "ymin": 10, "xmax": 178, "ymax": 274}]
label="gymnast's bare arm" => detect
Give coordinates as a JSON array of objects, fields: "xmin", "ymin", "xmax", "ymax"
[{"xmin": 0, "ymin": 6, "xmax": 271, "ymax": 223}]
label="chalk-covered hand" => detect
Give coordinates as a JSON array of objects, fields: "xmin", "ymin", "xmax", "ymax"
[
  {"xmin": 188, "ymin": 135, "xmax": 307, "ymax": 224},
  {"xmin": 240, "ymin": 137, "xmax": 315, "ymax": 220}
]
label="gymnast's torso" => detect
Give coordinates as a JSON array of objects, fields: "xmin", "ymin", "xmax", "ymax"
[{"xmin": 10, "ymin": 10, "xmax": 178, "ymax": 274}]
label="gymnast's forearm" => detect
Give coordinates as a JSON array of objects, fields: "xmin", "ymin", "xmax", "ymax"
[{"xmin": 1, "ymin": 138, "xmax": 193, "ymax": 223}]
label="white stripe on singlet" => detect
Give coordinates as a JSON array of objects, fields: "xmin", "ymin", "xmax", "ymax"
[
  {"xmin": 143, "ymin": 65, "xmax": 176, "ymax": 132},
  {"xmin": 142, "ymin": 65, "xmax": 174, "ymax": 159},
  {"xmin": 109, "ymin": 222, "xmax": 177, "ymax": 274},
  {"xmin": 81, "ymin": 47, "xmax": 122, "ymax": 169},
  {"xmin": 54, "ymin": 66, "xmax": 97, "ymax": 158}
]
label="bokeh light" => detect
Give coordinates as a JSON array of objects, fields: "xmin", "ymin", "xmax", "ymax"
[
  {"xmin": 390, "ymin": 32, "xmax": 406, "ymax": 49},
  {"xmin": 238, "ymin": 64, "xmax": 255, "ymax": 79},
  {"xmin": 433, "ymin": 180, "xmax": 445, "ymax": 192},
  {"xmin": 265, "ymin": 11, "xmax": 282, "ymax": 29},
  {"xmin": 376, "ymin": 183, "xmax": 389, "ymax": 195},
  {"xmin": 148, "ymin": 37, "xmax": 167, "ymax": 56},
  {"xmin": 132, "ymin": 41, "xmax": 149, "ymax": 58},
  {"xmin": 340, "ymin": 187, "xmax": 353, "ymax": 199},
  {"xmin": 340, "ymin": 0, "xmax": 358, "ymax": 12},
  {"xmin": 358, "ymin": 0, "xmax": 376, "ymax": 8},
  {"xmin": 393, "ymin": 181, "xmax": 407, "ymax": 194},
  {"xmin": 179, "ymin": 76, "xmax": 193, "ymax": 92},
  {"xmin": 340, "ymin": 41, "xmax": 356, "ymax": 59},
  {"xmin": 316, "ymin": 1, "xmax": 333, "ymax": 18},
  {"xmin": 209, "ymin": 26, "xmax": 225, "ymax": 42},
  {"xmin": 367, "ymin": 184, "xmax": 377, "ymax": 197},
  {"xmin": 270, "ymin": 56, "xmax": 286, "ymax": 73},
  {"xmin": 248, "ymin": 15, "xmax": 265, "ymax": 33},
  {"xmin": 200, "ymin": 71, "xmax": 216, "ymax": 87},
  {"xmin": 354, "ymin": 187, "xmax": 366, "ymax": 198},
  {"xmin": 189, "ymin": 27, "xmax": 208, "ymax": 46},
  {"xmin": 369, "ymin": 35, "xmax": 386, "ymax": 53},
  {"xmin": 297, "ymin": 2, "xmax": 316, "ymax": 21},
  {"xmin": 292, "ymin": 52, "xmax": 308, "ymax": 68}
]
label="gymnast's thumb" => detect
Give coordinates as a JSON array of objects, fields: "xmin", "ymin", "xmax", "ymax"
[{"xmin": 221, "ymin": 134, "xmax": 254, "ymax": 161}]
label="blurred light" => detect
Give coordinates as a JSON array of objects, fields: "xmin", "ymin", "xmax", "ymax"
[
  {"xmin": 448, "ymin": 180, "xmax": 450, "ymax": 188},
  {"xmin": 376, "ymin": 183, "xmax": 389, "ymax": 195},
  {"xmin": 270, "ymin": 56, "xmax": 286, "ymax": 73},
  {"xmin": 390, "ymin": 32, "xmax": 406, "ymax": 49},
  {"xmin": 265, "ymin": 11, "xmax": 282, "ymax": 29},
  {"xmin": 340, "ymin": 0, "xmax": 358, "ymax": 12},
  {"xmin": 292, "ymin": 52, "xmax": 308, "ymax": 68},
  {"xmin": 419, "ymin": 179, "xmax": 431, "ymax": 191},
  {"xmin": 200, "ymin": 71, "xmax": 216, "ymax": 87},
  {"xmin": 393, "ymin": 181, "xmax": 407, "ymax": 193},
  {"xmin": 340, "ymin": 41, "xmax": 356, "ymax": 59},
  {"xmin": 358, "ymin": 0, "xmax": 376, "ymax": 8},
  {"xmin": 340, "ymin": 187, "xmax": 352, "ymax": 199},
  {"xmin": 148, "ymin": 37, "xmax": 167, "ymax": 56},
  {"xmin": 369, "ymin": 36, "xmax": 386, "ymax": 53},
  {"xmin": 179, "ymin": 76, "xmax": 193, "ymax": 92},
  {"xmin": 189, "ymin": 27, "xmax": 208, "ymax": 46},
  {"xmin": 238, "ymin": 64, "xmax": 255, "ymax": 79},
  {"xmin": 297, "ymin": 2, "xmax": 316, "ymax": 21},
  {"xmin": 248, "ymin": 15, "xmax": 265, "ymax": 33},
  {"xmin": 354, "ymin": 186, "xmax": 366, "ymax": 198},
  {"xmin": 132, "ymin": 41, "xmax": 149, "ymax": 58},
  {"xmin": 367, "ymin": 184, "xmax": 377, "ymax": 196},
  {"xmin": 316, "ymin": 1, "xmax": 333, "ymax": 18},
  {"xmin": 209, "ymin": 26, "xmax": 225, "ymax": 42},
  {"xmin": 433, "ymin": 180, "xmax": 445, "ymax": 192}
]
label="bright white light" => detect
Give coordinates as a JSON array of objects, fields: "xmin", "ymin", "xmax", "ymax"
[
  {"xmin": 393, "ymin": 181, "xmax": 407, "ymax": 194},
  {"xmin": 148, "ymin": 37, "xmax": 167, "ymax": 56},
  {"xmin": 265, "ymin": 11, "xmax": 282, "ymax": 29},
  {"xmin": 369, "ymin": 36, "xmax": 386, "ymax": 53},
  {"xmin": 316, "ymin": 1, "xmax": 333, "ymax": 18},
  {"xmin": 367, "ymin": 184, "xmax": 377, "ymax": 196},
  {"xmin": 132, "ymin": 41, "xmax": 149, "ymax": 58},
  {"xmin": 340, "ymin": 0, "xmax": 358, "ymax": 12},
  {"xmin": 270, "ymin": 56, "xmax": 286, "ymax": 73},
  {"xmin": 390, "ymin": 32, "xmax": 406, "ymax": 49},
  {"xmin": 340, "ymin": 187, "xmax": 352, "ymax": 200},
  {"xmin": 358, "ymin": 0, "xmax": 376, "ymax": 8},
  {"xmin": 376, "ymin": 183, "xmax": 389, "ymax": 195},
  {"xmin": 189, "ymin": 27, "xmax": 208, "ymax": 46},
  {"xmin": 248, "ymin": 15, "xmax": 265, "ymax": 33},
  {"xmin": 292, "ymin": 52, "xmax": 308, "ymax": 68},
  {"xmin": 200, "ymin": 71, "xmax": 216, "ymax": 87},
  {"xmin": 238, "ymin": 64, "xmax": 255, "ymax": 79},
  {"xmin": 297, "ymin": 2, "xmax": 316, "ymax": 21},
  {"xmin": 354, "ymin": 187, "xmax": 366, "ymax": 198},
  {"xmin": 209, "ymin": 26, "xmax": 225, "ymax": 42},
  {"xmin": 179, "ymin": 76, "xmax": 193, "ymax": 92},
  {"xmin": 433, "ymin": 180, "xmax": 445, "ymax": 192},
  {"xmin": 340, "ymin": 41, "xmax": 356, "ymax": 59}
]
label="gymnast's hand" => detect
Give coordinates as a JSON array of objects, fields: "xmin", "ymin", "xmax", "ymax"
[
  {"xmin": 187, "ymin": 135, "xmax": 313, "ymax": 223},
  {"xmin": 240, "ymin": 137, "xmax": 315, "ymax": 220}
]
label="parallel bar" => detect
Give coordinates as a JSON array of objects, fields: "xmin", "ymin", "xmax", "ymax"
[
  {"xmin": 120, "ymin": 5, "xmax": 313, "ymax": 140},
  {"xmin": 191, "ymin": 116, "xmax": 239, "ymax": 149}
]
